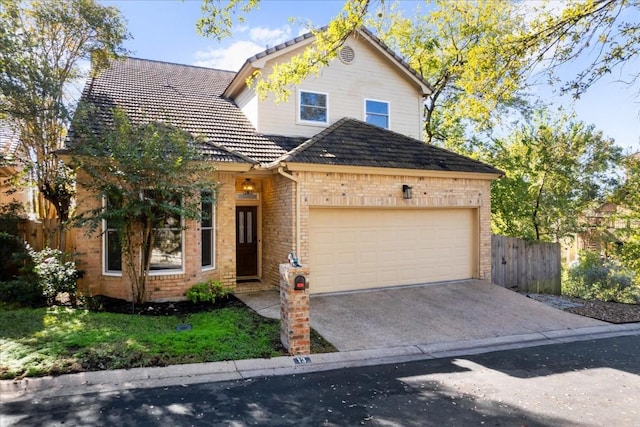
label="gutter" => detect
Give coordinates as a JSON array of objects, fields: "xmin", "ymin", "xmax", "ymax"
[{"xmin": 276, "ymin": 166, "xmax": 301, "ymax": 258}]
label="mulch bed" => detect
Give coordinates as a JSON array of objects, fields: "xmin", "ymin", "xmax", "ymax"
[
  {"xmin": 84, "ymin": 294, "xmax": 245, "ymax": 316},
  {"xmin": 563, "ymin": 298, "xmax": 640, "ymax": 324}
]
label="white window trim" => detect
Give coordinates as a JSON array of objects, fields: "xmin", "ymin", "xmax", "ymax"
[
  {"xmin": 201, "ymin": 203, "xmax": 216, "ymax": 271},
  {"xmin": 101, "ymin": 195, "xmax": 186, "ymax": 276},
  {"xmin": 102, "ymin": 197, "xmax": 122, "ymax": 276},
  {"xmin": 364, "ymin": 98, "xmax": 390, "ymax": 129},
  {"xmin": 297, "ymin": 89, "xmax": 329, "ymax": 125},
  {"xmin": 102, "ymin": 228, "xmax": 122, "ymax": 276}
]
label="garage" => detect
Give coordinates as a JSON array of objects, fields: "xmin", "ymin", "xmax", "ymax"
[{"xmin": 308, "ymin": 207, "xmax": 478, "ymax": 294}]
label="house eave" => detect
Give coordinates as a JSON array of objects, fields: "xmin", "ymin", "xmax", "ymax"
[
  {"xmin": 279, "ymin": 162, "xmax": 502, "ymax": 180},
  {"xmin": 223, "ymin": 37, "xmax": 317, "ymax": 99}
]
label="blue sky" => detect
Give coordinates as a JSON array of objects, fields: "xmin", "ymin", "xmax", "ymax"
[{"xmin": 101, "ymin": 0, "xmax": 639, "ymax": 153}]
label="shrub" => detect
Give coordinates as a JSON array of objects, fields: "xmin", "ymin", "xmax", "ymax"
[
  {"xmin": 564, "ymin": 251, "xmax": 639, "ymax": 304},
  {"xmin": 0, "ymin": 201, "xmax": 25, "ymax": 235},
  {"xmin": 0, "ymin": 278, "xmax": 46, "ymax": 307},
  {"xmin": 29, "ymin": 247, "xmax": 81, "ymax": 304},
  {"xmin": 186, "ymin": 280, "xmax": 229, "ymax": 304},
  {"xmin": 0, "ymin": 232, "xmax": 30, "ymax": 281}
]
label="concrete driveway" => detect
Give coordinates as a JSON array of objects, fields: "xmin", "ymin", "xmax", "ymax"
[{"xmin": 236, "ymin": 280, "xmax": 607, "ymax": 352}]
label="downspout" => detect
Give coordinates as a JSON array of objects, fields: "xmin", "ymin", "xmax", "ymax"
[{"xmin": 277, "ymin": 166, "xmax": 301, "ymax": 258}]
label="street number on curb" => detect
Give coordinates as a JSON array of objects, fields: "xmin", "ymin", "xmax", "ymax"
[{"xmin": 293, "ymin": 356, "xmax": 312, "ymax": 365}]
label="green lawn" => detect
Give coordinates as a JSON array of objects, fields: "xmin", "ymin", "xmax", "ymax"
[{"xmin": 0, "ymin": 303, "xmax": 334, "ymax": 380}]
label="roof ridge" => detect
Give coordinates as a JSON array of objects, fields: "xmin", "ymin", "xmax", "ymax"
[
  {"xmin": 120, "ymin": 56, "xmax": 238, "ymax": 74},
  {"xmin": 278, "ymin": 117, "xmax": 352, "ymax": 163}
]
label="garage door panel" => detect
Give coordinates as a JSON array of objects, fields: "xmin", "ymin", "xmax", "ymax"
[{"xmin": 309, "ymin": 208, "xmax": 477, "ymax": 294}]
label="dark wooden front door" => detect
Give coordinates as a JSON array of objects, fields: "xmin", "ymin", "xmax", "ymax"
[{"xmin": 236, "ymin": 206, "xmax": 258, "ymax": 277}]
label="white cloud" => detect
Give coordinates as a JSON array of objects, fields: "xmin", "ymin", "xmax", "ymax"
[
  {"xmin": 192, "ymin": 25, "xmax": 295, "ymax": 71},
  {"xmin": 249, "ymin": 25, "xmax": 292, "ymax": 47},
  {"xmin": 193, "ymin": 40, "xmax": 264, "ymax": 71}
]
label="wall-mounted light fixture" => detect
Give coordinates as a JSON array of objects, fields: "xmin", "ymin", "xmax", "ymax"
[
  {"xmin": 402, "ymin": 184, "xmax": 412, "ymax": 200},
  {"xmin": 242, "ymin": 178, "xmax": 255, "ymax": 193}
]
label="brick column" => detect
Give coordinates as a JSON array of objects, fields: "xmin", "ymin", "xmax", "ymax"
[{"xmin": 279, "ymin": 263, "xmax": 310, "ymax": 355}]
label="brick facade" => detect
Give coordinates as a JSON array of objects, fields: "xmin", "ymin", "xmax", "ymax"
[
  {"xmin": 73, "ymin": 166, "xmax": 493, "ymax": 301},
  {"xmin": 290, "ymin": 170, "xmax": 493, "ymax": 282},
  {"xmin": 261, "ymin": 174, "xmax": 296, "ymax": 287},
  {"xmin": 74, "ymin": 171, "xmax": 237, "ymax": 302}
]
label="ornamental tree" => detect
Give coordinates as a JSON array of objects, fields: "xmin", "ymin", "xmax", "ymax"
[{"xmin": 70, "ymin": 107, "xmax": 217, "ymax": 305}]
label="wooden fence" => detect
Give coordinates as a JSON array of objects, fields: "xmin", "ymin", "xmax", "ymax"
[
  {"xmin": 19, "ymin": 218, "xmax": 75, "ymax": 253},
  {"xmin": 492, "ymin": 234, "xmax": 561, "ymax": 295}
]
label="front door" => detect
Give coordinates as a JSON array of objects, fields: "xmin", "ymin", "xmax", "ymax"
[{"xmin": 236, "ymin": 206, "xmax": 258, "ymax": 277}]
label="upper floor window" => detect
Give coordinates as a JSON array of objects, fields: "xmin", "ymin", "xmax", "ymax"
[
  {"xmin": 365, "ymin": 99, "xmax": 389, "ymax": 129},
  {"xmin": 299, "ymin": 90, "xmax": 328, "ymax": 124},
  {"xmin": 201, "ymin": 191, "xmax": 215, "ymax": 269}
]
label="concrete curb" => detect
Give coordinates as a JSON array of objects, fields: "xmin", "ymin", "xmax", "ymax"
[{"xmin": 3, "ymin": 323, "xmax": 639, "ymax": 402}]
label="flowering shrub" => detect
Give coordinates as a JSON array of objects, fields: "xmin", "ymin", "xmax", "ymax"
[
  {"xmin": 29, "ymin": 247, "xmax": 80, "ymax": 304},
  {"xmin": 564, "ymin": 251, "xmax": 639, "ymax": 304}
]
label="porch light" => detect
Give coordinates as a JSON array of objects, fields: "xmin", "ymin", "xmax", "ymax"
[
  {"xmin": 242, "ymin": 178, "xmax": 255, "ymax": 193},
  {"xmin": 402, "ymin": 184, "xmax": 412, "ymax": 200}
]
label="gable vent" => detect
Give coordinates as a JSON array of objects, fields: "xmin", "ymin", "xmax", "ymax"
[{"xmin": 339, "ymin": 45, "xmax": 355, "ymax": 64}]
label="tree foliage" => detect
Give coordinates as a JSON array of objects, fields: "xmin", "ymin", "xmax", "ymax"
[
  {"xmin": 0, "ymin": 0, "xmax": 128, "ymax": 225},
  {"xmin": 198, "ymin": 0, "xmax": 260, "ymax": 41},
  {"xmin": 521, "ymin": 0, "xmax": 640, "ymax": 98},
  {"xmin": 198, "ymin": 0, "xmax": 371, "ymax": 103},
  {"xmin": 371, "ymin": 0, "xmax": 532, "ymax": 150},
  {"xmin": 197, "ymin": 0, "xmax": 640, "ymax": 127},
  {"xmin": 70, "ymin": 107, "xmax": 218, "ymax": 304},
  {"xmin": 611, "ymin": 154, "xmax": 640, "ymax": 278},
  {"xmin": 487, "ymin": 109, "xmax": 622, "ymax": 241}
]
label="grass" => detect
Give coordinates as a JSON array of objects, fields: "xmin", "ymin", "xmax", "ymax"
[{"xmin": 0, "ymin": 302, "xmax": 335, "ymax": 380}]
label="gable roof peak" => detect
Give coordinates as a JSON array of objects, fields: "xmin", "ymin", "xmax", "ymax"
[{"xmin": 224, "ymin": 25, "xmax": 432, "ymax": 98}]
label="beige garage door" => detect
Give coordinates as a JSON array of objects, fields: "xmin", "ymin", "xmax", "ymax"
[{"xmin": 309, "ymin": 208, "xmax": 477, "ymax": 294}]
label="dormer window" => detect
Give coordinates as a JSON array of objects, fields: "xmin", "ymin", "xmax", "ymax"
[
  {"xmin": 299, "ymin": 90, "xmax": 328, "ymax": 124},
  {"xmin": 365, "ymin": 99, "xmax": 389, "ymax": 129}
]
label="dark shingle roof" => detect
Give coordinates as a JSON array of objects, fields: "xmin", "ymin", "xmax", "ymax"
[
  {"xmin": 73, "ymin": 57, "xmax": 500, "ymax": 176},
  {"xmin": 281, "ymin": 118, "xmax": 503, "ymax": 175},
  {"xmin": 74, "ymin": 57, "xmax": 292, "ymax": 163}
]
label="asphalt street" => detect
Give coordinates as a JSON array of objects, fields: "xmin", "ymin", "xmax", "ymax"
[{"xmin": 2, "ymin": 334, "xmax": 639, "ymax": 426}]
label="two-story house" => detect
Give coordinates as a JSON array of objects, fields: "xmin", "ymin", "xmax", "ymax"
[{"xmin": 71, "ymin": 28, "xmax": 502, "ymax": 302}]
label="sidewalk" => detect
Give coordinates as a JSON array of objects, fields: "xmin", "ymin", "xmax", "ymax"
[{"xmin": 3, "ymin": 322, "xmax": 640, "ymax": 402}]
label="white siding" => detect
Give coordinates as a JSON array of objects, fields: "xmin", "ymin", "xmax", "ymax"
[
  {"xmin": 253, "ymin": 35, "xmax": 424, "ymax": 139},
  {"xmin": 235, "ymin": 86, "xmax": 258, "ymax": 129}
]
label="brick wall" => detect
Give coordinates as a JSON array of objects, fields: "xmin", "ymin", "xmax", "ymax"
[
  {"xmin": 261, "ymin": 174, "xmax": 295, "ymax": 287},
  {"xmin": 74, "ymin": 171, "xmax": 237, "ymax": 302}
]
